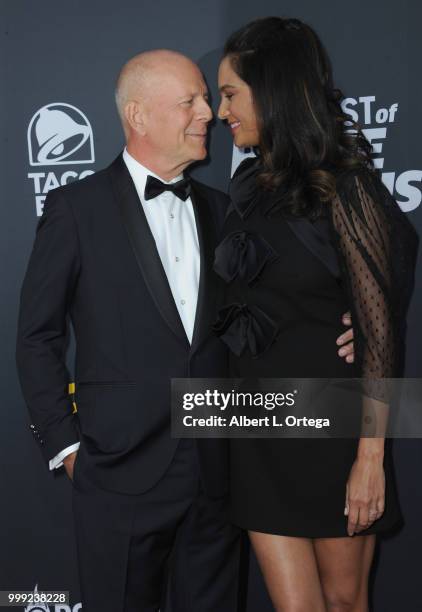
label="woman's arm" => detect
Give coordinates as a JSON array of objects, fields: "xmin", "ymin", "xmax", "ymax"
[{"xmin": 330, "ymin": 169, "xmax": 396, "ymax": 535}]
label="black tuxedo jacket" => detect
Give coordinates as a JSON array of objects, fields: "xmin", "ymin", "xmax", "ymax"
[{"xmin": 16, "ymin": 153, "xmax": 230, "ymax": 496}]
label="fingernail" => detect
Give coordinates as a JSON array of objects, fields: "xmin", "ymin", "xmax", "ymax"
[{"xmin": 339, "ymin": 348, "xmax": 346, "ymax": 356}]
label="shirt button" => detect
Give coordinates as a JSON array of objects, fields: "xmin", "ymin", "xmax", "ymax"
[
  {"xmin": 175, "ymin": 257, "xmax": 180, "ymax": 262},
  {"xmin": 181, "ymin": 300, "xmax": 186, "ymax": 305},
  {"xmin": 170, "ymin": 213, "xmax": 174, "ymax": 219}
]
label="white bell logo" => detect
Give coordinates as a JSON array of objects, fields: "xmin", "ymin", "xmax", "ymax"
[
  {"xmin": 24, "ymin": 584, "xmax": 50, "ymax": 611},
  {"xmin": 28, "ymin": 103, "xmax": 95, "ymax": 166}
]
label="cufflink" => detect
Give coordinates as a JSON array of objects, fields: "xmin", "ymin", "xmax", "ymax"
[{"xmin": 29, "ymin": 424, "xmax": 43, "ymax": 444}]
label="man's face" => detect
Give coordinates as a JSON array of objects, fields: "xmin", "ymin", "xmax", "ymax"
[{"xmin": 142, "ymin": 61, "xmax": 212, "ymax": 172}]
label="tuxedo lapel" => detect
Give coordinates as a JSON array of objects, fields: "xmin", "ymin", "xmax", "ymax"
[
  {"xmin": 108, "ymin": 154, "xmax": 189, "ymax": 346},
  {"xmin": 189, "ymin": 182, "xmax": 220, "ymax": 356},
  {"xmin": 286, "ymin": 217, "xmax": 341, "ymax": 280}
]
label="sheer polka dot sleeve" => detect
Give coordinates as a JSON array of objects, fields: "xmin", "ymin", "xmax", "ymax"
[
  {"xmin": 331, "ymin": 171, "xmax": 397, "ymax": 403},
  {"xmin": 332, "ymin": 176, "xmax": 396, "ymax": 378}
]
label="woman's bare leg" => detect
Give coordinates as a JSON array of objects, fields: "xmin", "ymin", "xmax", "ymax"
[
  {"xmin": 249, "ymin": 530, "xmax": 327, "ymax": 612},
  {"xmin": 314, "ymin": 535, "xmax": 376, "ymax": 612}
]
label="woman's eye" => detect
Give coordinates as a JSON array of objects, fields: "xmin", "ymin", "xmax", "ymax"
[
  {"xmin": 225, "ymin": 93, "xmax": 234, "ymax": 100},
  {"xmin": 183, "ymin": 99, "xmax": 194, "ymax": 105}
]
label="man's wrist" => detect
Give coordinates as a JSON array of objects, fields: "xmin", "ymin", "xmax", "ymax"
[{"xmin": 49, "ymin": 442, "xmax": 80, "ymax": 470}]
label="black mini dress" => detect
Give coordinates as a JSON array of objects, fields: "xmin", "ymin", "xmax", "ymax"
[{"xmin": 212, "ymin": 158, "xmax": 417, "ymax": 537}]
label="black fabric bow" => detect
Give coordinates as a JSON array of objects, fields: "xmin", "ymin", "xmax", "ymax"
[
  {"xmin": 144, "ymin": 175, "xmax": 191, "ymax": 201},
  {"xmin": 213, "ymin": 231, "xmax": 279, "ymax": 286},
  {"xmin": 213, "ymin": 302, "xmax": 279, "ymax": 358}
]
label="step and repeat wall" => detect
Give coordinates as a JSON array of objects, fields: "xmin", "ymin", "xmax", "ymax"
[{"xmin": 1, "ymin": 1, "xmax": 421, "ymax": 610}]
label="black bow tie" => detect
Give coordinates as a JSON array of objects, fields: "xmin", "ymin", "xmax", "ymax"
[{"xmin": 144, "ymin": 175, "xmax": 191, "ymax": 202}]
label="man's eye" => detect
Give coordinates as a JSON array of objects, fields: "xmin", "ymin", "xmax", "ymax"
[{"xmin": 183, "ymin": 99, "xmax": 194, "ymax": 105}]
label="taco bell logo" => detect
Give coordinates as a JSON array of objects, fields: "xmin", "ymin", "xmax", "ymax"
[
  {"xmin": 23, "ymin": 584, "xmax": 81, "ymax": 611},
  {"xmin": 28, "ymin": 103, "xmax": 94, "ymax": 166},
  {"xmin": 27, "ymin": 103, "xmax": 96, "ymax": 216},
  {"xmin": 23, "ymin": 584, "xmax": 50, "ymax": 612}
]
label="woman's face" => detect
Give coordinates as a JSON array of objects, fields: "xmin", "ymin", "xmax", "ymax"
[{"xmin": 218, "ymin": 56, "xmax": 260, "ymax": 148}]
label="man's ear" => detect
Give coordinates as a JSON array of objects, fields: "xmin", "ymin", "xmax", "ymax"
[{"xmin": 125, "ymin": 100, "xmax": 147, "ymax": 136}]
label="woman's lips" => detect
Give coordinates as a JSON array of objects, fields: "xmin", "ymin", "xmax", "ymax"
[{"xmin": 230, "ymin": 121, "xmax": 240, "ymax": 133}]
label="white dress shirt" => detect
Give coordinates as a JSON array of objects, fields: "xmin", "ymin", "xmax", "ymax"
[{"xmin": 50, "ymin": 148, "xmax": 200, "ymax": 470}]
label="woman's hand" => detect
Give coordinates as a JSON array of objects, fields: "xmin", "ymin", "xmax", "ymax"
[
  {"xmin": 344, "ymin": 455, "xmax": 385, "ymax": 536},
  {"xmin": 336, "ymin": 311, "xmax": 354, "ymax": 363}
]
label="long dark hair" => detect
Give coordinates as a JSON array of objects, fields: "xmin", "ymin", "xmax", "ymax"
[{"xmin": 224, "ymin": 17, "xmax": 373, "ymax": 218}]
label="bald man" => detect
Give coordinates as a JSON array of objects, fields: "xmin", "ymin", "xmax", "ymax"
[{"xmin": 16, "ymin": 50, "xmax": 246, "ymax": 612}]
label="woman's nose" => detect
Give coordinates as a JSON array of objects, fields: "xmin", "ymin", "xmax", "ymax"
[{"xmin": 218, "ymin": 102, "xmax": 229, "ymax": 120}]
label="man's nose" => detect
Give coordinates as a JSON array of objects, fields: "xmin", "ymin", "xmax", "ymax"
[{"xmin": 199, "ymin": 99, "xmax": 213, "ymax": 122}]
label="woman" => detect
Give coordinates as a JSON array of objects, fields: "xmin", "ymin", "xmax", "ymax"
[{"xmin": 214, "ymin": 17, "xmax": 418, "ymax": 611}]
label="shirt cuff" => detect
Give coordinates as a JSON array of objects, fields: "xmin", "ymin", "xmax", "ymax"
[{"xmin": 49, "ymin": 442, "xmax": 80, "ymax": 470}]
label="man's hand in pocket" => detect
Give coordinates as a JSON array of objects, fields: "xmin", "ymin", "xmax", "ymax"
[{"xmin": 63, "ymin": 451, "xmax": 78, "ymax": 481}]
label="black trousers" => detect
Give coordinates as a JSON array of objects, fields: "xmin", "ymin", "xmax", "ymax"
[{"xmin": 72, "ymin": 439, "xmax": 248, "ymax": 611}]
